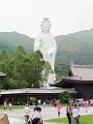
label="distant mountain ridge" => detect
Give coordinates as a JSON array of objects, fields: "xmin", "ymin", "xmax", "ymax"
[
  {"xmin": 0, "ymin": 31, "xmax": 34, "ymax": 53},
  {"xmin": 55, "ymin": 28, "xmax": 93, "ymax": 65},
  {"xmin": 0, "ymin": 28, "xmax": 93, "ymax": 65}
]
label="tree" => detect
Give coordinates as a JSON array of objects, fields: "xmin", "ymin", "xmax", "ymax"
[
  {"xmin": 3, "ymin": 46, "xmax": 28, "ymax": 89},
  {"xmin": 28, "ymin": 50, "xmax": 45, "ymax": 87},
  {"xmin": 9, "ymin": 46, "xmax": 28, "ymax": 88},
  {"xmin": 0, "ymin": 50, "xmax": 8, "ymax": 89},
  {"xmin": 0, "ymin": 50, "xmax": 8, "ymax": 72},
  {"xmin": 58, "ymin": 91, "xmax": 73, "ymax": 103},
  {"xmin": 29, "ymin": 50, "xmax": 52, "ymax": 87},
  {"xmin": 6, "ymin": 47, "xmax": 46, "ymax": 88},
  {"xmin": 0, "ymin": 46, "xmax": 52, "ymax": 89}
]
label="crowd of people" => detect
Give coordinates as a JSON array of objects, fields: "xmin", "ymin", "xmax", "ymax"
[
  {"xmin": 3, "ymin": 98, "xmax": 93, "ymax": 124},
  {"xmin": 66, "ymin": 99, "xmax": 93, "ymax": 124},
  {"xmin": 23, "ymin": 100, "xmax": 80, "ymax": 124},
  {"xmin": 53, "ymin": 100, "xmax": 80, "ymax": 124}
]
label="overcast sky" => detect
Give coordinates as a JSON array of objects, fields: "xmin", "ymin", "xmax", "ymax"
[{"xmin": 0, "ymin": 0, "xmax": 93, "ymax": 37}]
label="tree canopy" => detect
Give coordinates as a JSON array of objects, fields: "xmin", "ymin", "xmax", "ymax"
[{"xmin": 0, "ymin": 46, "xmax": 51, "ymax": 89}]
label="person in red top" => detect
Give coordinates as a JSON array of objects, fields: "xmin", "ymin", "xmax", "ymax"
[{"xmin": 56, "ymin": 102, "xmax": 62, "ymax": 117}]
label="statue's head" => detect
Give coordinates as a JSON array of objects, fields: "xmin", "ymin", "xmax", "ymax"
[{"xmin": 40, "ymin": 18, "xmax": 51, "ymax": 33}]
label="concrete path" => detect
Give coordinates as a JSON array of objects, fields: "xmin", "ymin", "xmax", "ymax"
[{"xmin": 0, "ymin": 106, "xmax": 93, "ymax": 124}]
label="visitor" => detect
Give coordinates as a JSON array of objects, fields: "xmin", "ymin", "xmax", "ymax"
[
  {"xmin": 28, "ymin": 106, "xmax": 42, "ymax": 124},
  {"xmin": 24, "ymin": 104, "xmax": 31, "ymax": 124},
  {"xmin": 32, "ymin": 118, "xmax": 43, "ymax": 124},
  {"xmin": 31, "ymin": 106, "xmax": 42, "ymax": 120},
  {"xmin": 43, "ymin": 102, "xmax": 46, "ymax": 107},
  {"xmin": 84, "ymin": 100, "xmax": 88, "ymax": 112},
  {"xmin": 66, "ymin": 103, "xmax": 72, "ymax": 124},
  {"xmin": 38, "ymin": 100, "xmax": 41, "ymax": 105},
  {"xmin": 8, "ymin": 102, "xmax": 12, "ymax": 111},
  {"xmin": 56, "ymin": 102, "xmax": 62, "ymax": 117},
  {"xmin": 32, "ymin": 106, "xmax": 42, "ymax": 119},
  {"xmin": 72, "ymin": 104, "xmax": 80, "ymax": 124},
  {"xmin": 4, "ymin": 101, "xmax": 7, "ymax": 110}
]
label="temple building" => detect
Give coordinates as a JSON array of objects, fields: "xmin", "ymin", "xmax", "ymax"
[
  {"xmin": 52, "ymin": 63, "xmax": 93, "ymax": 99},
  {"xmin": 0, "ymin": 88, "xmax": 62, "ymax": 104},
  {"xmin": 0, "ymin": 72, "xmax": 62, "ymax": 105}
]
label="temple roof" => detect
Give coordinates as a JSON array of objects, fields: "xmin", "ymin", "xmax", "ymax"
[
  {"xmin": 51, "ymin": 63, "xmax": 93, "ymax": 88},
  {"xmin": 1, "ymin": 88, "xmax": 62, "ymax": 95},
  {"xmin": 70, "ymin": 63, "xmax": 93, "ymax": 80}
]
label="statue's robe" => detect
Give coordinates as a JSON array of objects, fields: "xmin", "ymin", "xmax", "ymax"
[{"xmin": 34, "ymin": 33, "xmax": 57, "ymax": 72}]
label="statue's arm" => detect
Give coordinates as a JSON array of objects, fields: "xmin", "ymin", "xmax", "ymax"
[
  {"xmin": 34, "ymin": 37, "xmax": 40, "ymax": 51},
  {"xmin": 49, "ymin": 38, "xmax": 57, "ymax": 54}
]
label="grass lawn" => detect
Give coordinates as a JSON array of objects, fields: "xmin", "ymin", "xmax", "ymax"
[
  {"xmin": 46, "ymin": 114, "xmax": 93, "ymax": 124},
  {"xmin": 0, "ymin": 105, "xmax": 24, "ymax": 110}
]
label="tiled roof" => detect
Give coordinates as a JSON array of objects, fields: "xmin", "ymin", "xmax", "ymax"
[
  {"xmin": 71, "ymin": 64, "xmax": 93, "ymax": 80},
  {"xmin": 1, "ymin": 88, "xmax": 62, "ymax": 95},
  {"xmin": 51, "ymin": 64, "xmax": 93, "ymax": 88}
]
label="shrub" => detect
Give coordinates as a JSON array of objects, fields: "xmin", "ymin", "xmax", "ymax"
[{"xmin": 58, "ymin": 91, "xmax": 73, "ymax": 103}]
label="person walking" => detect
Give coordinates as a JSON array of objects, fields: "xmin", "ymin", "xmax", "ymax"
[
  {"xmin": 72, "ymin": 104, "xmax": 80, "ymax": 124},
  {"xmin": 24, "ymin": 104, "xmax": 31, "ymax": 124},
  {"xmin": 30, "ymin": 106, "xmax": 42, "ymax": 121},
  {"xmin": 4, "ymin": 101, "xmax": 7, "ymax": 110},
  {"xmin": 8, "ymin": 102, "xmax": 12, "ymax": 111},
  {"xmin": 66, "ymin": 103, "xmax": 72, "ymax": 124},
  {"xmin": 28, "ymin": 106, "xmax": 42, "ymax": 124},
  {"xmin": 56, "ymin": 102, "xmax": 62, "ymax": 117}
]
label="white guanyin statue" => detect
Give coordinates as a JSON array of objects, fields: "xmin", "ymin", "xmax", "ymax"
[{"xmin": 34, "ymin": 18, "xmax": 57, "ymax": 88}]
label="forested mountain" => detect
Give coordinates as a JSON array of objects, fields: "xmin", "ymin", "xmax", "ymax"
[
  {"xmin": 54, "ymin": 28, "xmax": 93, "ymax": 77},
  {"xmin": 56, "ymin": 28, "xmax": 93, "ymax": 65},
  {"xmin": 0, "ymin": 31, "xmax": 34, "ymax": 53},
  {"xmin": 0, "ymin": 29, "xmax": 93, "ymax": 78}
]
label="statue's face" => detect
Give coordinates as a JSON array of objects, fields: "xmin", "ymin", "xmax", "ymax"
[{"xmin": 40, "ymin": 18, "xmax": 51, "ymax": 33}]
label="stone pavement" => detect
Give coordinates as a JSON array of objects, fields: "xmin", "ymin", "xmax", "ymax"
[{"xmin": 0, "ymin": 106, "xmax": 93, "ymax": 124}]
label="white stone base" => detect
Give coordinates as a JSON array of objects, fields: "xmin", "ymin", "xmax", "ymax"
[{"xmin": 43, "ymin": 73, "xmax": 56, "ymax": 89}]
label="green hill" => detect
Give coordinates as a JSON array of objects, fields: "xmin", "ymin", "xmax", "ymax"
[
  {"xmin": 0, "ymin": 31, "xmax": 34, "ymax": 52},
  {"xmin": 55, "ymin": 28, "xmax": 93, "ymax": 65},
  {"xmin": 54, "ymin": 28, "xmax": 93, "ymax": 77}
]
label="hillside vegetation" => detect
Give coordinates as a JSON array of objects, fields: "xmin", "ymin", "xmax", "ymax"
[{"xmin": 0, "ymin": 29, "xmax": 93, "ymax": 79}]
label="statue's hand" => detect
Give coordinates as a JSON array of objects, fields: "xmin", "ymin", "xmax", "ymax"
[{"xmin": 49, "ymin": 49, "xmax": 54, "ymax": 56}]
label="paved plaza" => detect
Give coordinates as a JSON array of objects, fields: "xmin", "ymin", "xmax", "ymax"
[{"xmin": 0, "ymin": 106, "xmax": 93, "ymax": 124}]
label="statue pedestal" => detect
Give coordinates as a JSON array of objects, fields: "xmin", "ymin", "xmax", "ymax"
[
  {"xmin": 43, "ymin": 73, "xmax": 56, "ymax": 89},
  {"xmin": 47, "ymin": 73, "xmax": 56, "ymax": 84}
]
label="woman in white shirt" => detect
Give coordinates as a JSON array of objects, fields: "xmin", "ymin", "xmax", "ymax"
[
  {"xmin": 72, "ymin": 104, "xmax": 80, "ymax": 124},
  {"xmin": 30, "ymin": 106, "xmax": 42, "ymax": 121}
]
